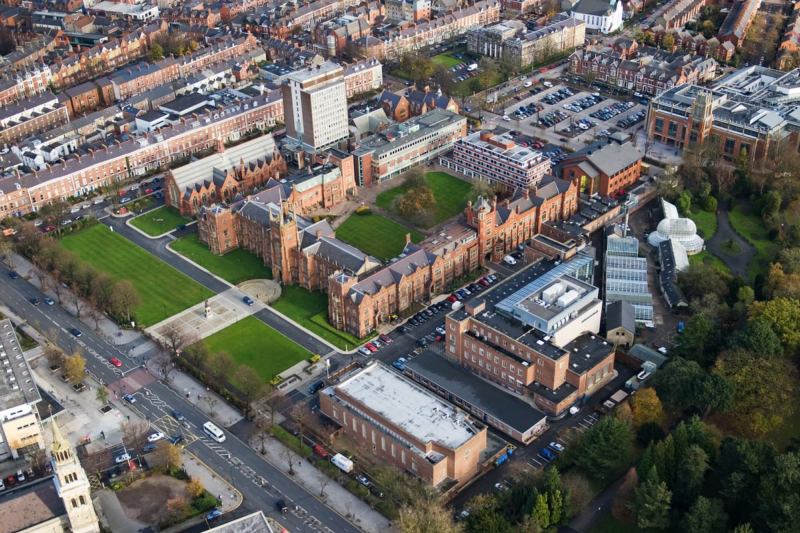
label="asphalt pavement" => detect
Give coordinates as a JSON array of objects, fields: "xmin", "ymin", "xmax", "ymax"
[{"xmin": 0, "ymin": 267, "xmax": 361, "ymax": 533}]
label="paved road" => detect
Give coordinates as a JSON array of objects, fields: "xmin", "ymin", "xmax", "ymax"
[
  {"xmin": 0, "ymin": 268, "xmax": 360, "ymax": 533},
  {"xmin": 705, "ymin": 209, "xmax": 755, "ymax": 278}
]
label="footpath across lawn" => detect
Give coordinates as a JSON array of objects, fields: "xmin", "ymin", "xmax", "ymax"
[
  {"xmin": 729, "ymin": 203, "xmax": 779, "ymax": 279},
  {"xmin": 272, "ymin": 285, "xmax": 368, "ymax": 350},
  {"xmin": 336, "ymin": 212, "xmax": 423, "ymax": 261},
  {"xmin": 198, "ymin": 316, "xmax": 311, "ymax": 381},
  {"xmin": 171, "ymin": 234, "xmax": 272, "ymax": 284},
  {"xmin": 60, "ymin": 224, "xmax": 212, "ymax": 326},
  {"xmin": 376, "ymin": 171, "xmax": 473, "ymax": 228},
  {"xmin": 129, "ymin": 206, "xmax": 188, "ymax": 237}
]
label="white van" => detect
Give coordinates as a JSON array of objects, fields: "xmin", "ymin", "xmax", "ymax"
[
  {"xmin": 503, "ymin": 255, "xmax": 517, "ymax": 266},
  {"xmin": 203, "ymin": 421, "xmax": 226, "ymax": 443}
]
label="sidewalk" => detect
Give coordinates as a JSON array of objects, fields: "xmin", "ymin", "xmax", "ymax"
[
  {"xmin": 250, "ymin": 434, "xmax": 391, "ymax": 533},
  {"xmin": 182, "ymin": 450, "xmax": 242, "ymax": 512}
]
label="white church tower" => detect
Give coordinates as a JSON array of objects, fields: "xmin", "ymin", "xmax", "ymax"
[{"xmin": 49, "ymin": 417, "xmax": 100, "ymax": 533}]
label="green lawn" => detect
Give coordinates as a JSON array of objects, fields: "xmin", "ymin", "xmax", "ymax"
[
  {"xmin": 61, "ymin": 224, "xmax": 213, "ymax": 326},
  {"xmin": 129, "ymin": 206, "xmax": 188, "ymax": 237},
  {"xmin": 272, "ymin": 285, "xmax": 370, "ymax": 350},
  {"xmin": 376, "ymin": 172, "xmax": 474, "ymax": 228},
  {"xmin": 171, "ymin": 234, "xmax": 272, "ymax": 285},
  {"xmin": 729, "ymin": 204, "xmax": 779, "ymax": 279},
  {"xmin": 198, "ymin": 316, "xmax": 311, "ymax": 381},
  {"xmin": 688, "ymin": 208, "xmax": 717, "ymax": 240},
  {"xmin": 431, "ymin": 52, "xmax": 462, "ymax": 68},
  {"xmin": 689, "ymin": 250, "xmax": 730, "ymax": 273},
  {"xmin": 336, "ymin": 213, "xmax": 423, "ymax": 261}
]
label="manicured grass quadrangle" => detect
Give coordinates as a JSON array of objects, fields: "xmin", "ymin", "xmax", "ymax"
[
  {"xmin": 129, "ymin": 206, "xmax": 188, "ymax": 237},
  {"xmin": 335, "ymin": 213, "xmax": 423, "ymax": 261},
  {"xmin": 376, "ymin": 172, "xmax": 474, "ymax": 228},
  {"xmin": 431, "ymin": 53, "xmax": 462, "ymax": 68},
  {"xmin": 171, "ymin": 234, "xmax": 272, "ymax": 285},
  {"xmin": 198, "ymin": 316, "xmax": 311, "ymax": 381},
  {"xmin": 272, "ymin": 285, "xmax": 369, "ymax": 350},
  {"xmin": 61, "ymin": 224, "xmax": 212, "ymax": 326}
]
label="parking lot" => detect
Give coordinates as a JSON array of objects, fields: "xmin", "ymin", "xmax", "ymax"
[{"xmin": 497, "ymin": 81, "xmax": 649, "ymax": 149}]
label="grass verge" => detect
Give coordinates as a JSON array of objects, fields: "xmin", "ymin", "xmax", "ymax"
[
  {"xmin": 335, "ymin": 213, "xmax": 423, "ymax": 261},
  {"xmin": 61, "ymin": 224, "xmax": 212, "ymax": 326},
  {"xmin": 171, "ymin": 234, "xmax": 272, "ymax": 284},
  {"xmin": 728, "ymin": 204, "xmax": 779, "ymax": 279},
  {"xmin": 376, "ymin": 171, "xmax": 473, "ymax": 228},
  {"xmin": 129, "ymin": 206, "xmax": 188, "ymax": 237},
  {"xmin": 272, "ymin": 285, "xmax": 370, "ymax": 350},
  {"xmin": 198, "ymin": 316, "xmax": 311, "ymax": 381}
]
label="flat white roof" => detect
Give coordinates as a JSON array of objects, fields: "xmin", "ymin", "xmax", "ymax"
[{"xmin": 335, "ymin": 363, "xmax": 479, "ymax": 449}]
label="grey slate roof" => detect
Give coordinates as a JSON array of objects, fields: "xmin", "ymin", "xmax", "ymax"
[
  {"xmin": 304, "ymin": 236, "xmax": 380, "ymax": 274},
  {"xmin": 606, "ymin": 300, "xmax": 635, "ymax": 333},
  {"xmin": 405, "ymin": 351, "xmax": 547, "ymax": 434},
  {"xmin": 349, "ymin": 247, "xmax": 435, "ymax": 300},
  {"xmin": 573, "ymin": 0, "xmax": 619, "ymax": 16}
]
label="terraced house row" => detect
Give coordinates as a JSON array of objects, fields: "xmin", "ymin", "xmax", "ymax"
[{"xmin": 0, "ymin": 91, "xmax": 284, "ymax": 216}]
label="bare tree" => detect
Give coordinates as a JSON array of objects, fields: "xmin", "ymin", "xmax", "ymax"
[
  {"xmin": 70, "ymin": 285, "xmax": 86, "ymax": 318},
  {"xmin": 0, "ymin": 237, "xmax": 14, "ymax": 269},
  {"xmin": 161, "ymin": 323, "xmax": 190, "ymax": 356},
  {"xmin": 205, "ymin": 395, "xmax": 218, "ymax": 417},
  {"xmin": 152, "ymin": 350, "xmax": 175, "ymax": 381},
  {"xmin": 291, "ymin": 403, "xmax": 313, "ymax": 448},
  {"xmin": 51, "ymin": 276, "xmax": 64, "ymax": 304},
  {"xmin": 88, "ymin": 303, "xmax": 104, "ymax": 332},
  {"xmin": 33, "ymin": 267, "xmax": 50, "ymax": 294},
  {"xmin": 255, "ymin": 416, "xmax": 271, "ymax": 454},
  {"xmin": 318, "ymin": 476, "xmax": 331, "ymax": 498},
  {"xmin": 281, "ymin": 446, "xmax": 297, "ymax": 475},
  {"xmin": 122, "ymin": 419, "xmax": 151, "ymax": 452},
  {"xmin": 110, "ymin": 279, "xmax": 140, "ymax": 323}
]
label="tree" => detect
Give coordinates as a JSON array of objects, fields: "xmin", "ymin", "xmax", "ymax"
[
  {"xmin": 162, "ymin": 323, "xmax": 190, "ymax": 356},
  {"xmin": 161, "ymin": 443, "xmax": 182, "ymax": 470},
  {"xmin": 652, "ymin": 357, "xmax": 733, "ymax": 414},
  {"xmin": 149, "ymin": 42, "xmax": 164, "ymax": 61},
  {"xmin": 69, "ymin": 284, "xmax": 87, "ymax": 318},
  {"xmin": 673, "ymin": 444, "xmax": 709, "ymax": 506},
  {"xmin": 185, "ymin": 478, "xmax": 205, "ymax": 499},
  {"xmin": 397, "ymin": 491, "xmax": 462, "ymax": 533},
  {"xmin": 678, "ymin": 263, "xmax": 731, "ymax": 303},
  {"xmin": 750, "ymin": 297, "xmax": 800, "ymax": 354},
  {"xmin": 562, "ymin": 472, "xmax": 593, "ymax": 518},
  {"xmin": 208, "ymin": 351, "xmax": 235, "ymax": 387},
  {"xmin": 630, "ymin": 388, "xmax": 664, "ymax": 429},
  {"xmin": 39, "ymin": 200, "xmax": 70, "ymax": 234},
  {"xmin": 574, "ymin": 417, "xmax": 633, "ymax": 483},
  {"xmin": 122, "ymin": 420, "xmax": 150, "ymax": 452},
  {"xmin": 110, "ymin": 280, "xmax": 140, "ymax": 323},
  {"xmin": 234, "ymin": 365, "xmax": 267, "ymax": 416},
  {"xmin": 732, "ymin": 316, "xmax": 783, "ymax": 357},
  {"xmin": 183, "ymin": 343, "xmax": 210, "ymax": 371},
  {"xmin": 633, "ymin": 467, "xmax": 672, "ymax": 530},
  {"xmin": 765, "ymin": 263, "xmax": 800, "ymax": 300},
  {"xmin": 90, "ymin": 271, "xmax": 115, "ymax": 312},
  {"xmin": 467, "ymin": 507, "xmax": 512, "ymax": 533},
  {"xmin": 676, "ymin": 190, "xmax": 692, "ymax": 215},
  {"xmin": 44, "ymin": 344, "xmax": 65, "ymax": 369},
  {"xmin": 683, "ymin": 497, "xmax": 728, "ymax": 533},
  {"xmin": 96, "ymin": 386, "xmax": 109, "ymax": 405},
  {"xmin": 532, "ymin": 493, "xmax": 550, "ymax": 529},
  {"xmin": 0, "ymin": 237, "xmax": 14, "ymax": 269},
  {"xmin": 712, "ymin": 348, "xmax": 797, "ymax": 436},
  {"xmin": 397, "ymin": 185, "xmax": 436, "ymax": 222},
  {"xmin": 152, "ymin": 350, "xmax": 175, "ymax": 381},
  {"xmin": 63, "ymin": 352, "xmax": 86, "ymax": 385},
  {"xmin": 432, "ymin": 64, "xmax": 456, "ymax": 96},
  {"xmin": 281, "ymin": 446, "xmax": 298, "ymax": 475},
  {"xmin": 661, "ymin": 32, "xmax": 676, "ymax": 50}
]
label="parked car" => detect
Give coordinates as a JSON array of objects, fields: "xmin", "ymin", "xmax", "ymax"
[
  {"xmin": 539, "ymin": 447, "xmax": 556, "ymax": 461},
  {"xmin": 365, "ymin": 343, "xmax": 378, "ymax": 353},
  {"xmin": 114, "ymin": 453, "xmax": 131, "ymax": 464},
  {"xmin": 358, "ymin": 347, "xmax": 372, "ymax": 356},
  {"xmin": 15, "ymin": 470, "xmax": 25, "ymax": 482},
  {"xmin": 7, "ymin": 271, "xmax": 18, "ymax": 279},
  {"xmin": 206, "ymin": 509, "xmax": 223, "ymax": 521},
  {"xmin": 308, "ymin": 380, "xmax": 325, "ymax": 395},
  {"xmin": 548, "ymin": 441, "xmax": 565, "ymax": 453},
  {"xmin": 148, "ymin": 432, "xmax": 165, "ymax": 442},
  {"xmin": 392, "ymin": 357, "xmax": 408, "ymax": 371},
  {"xmin": 29, "ymin": 297, "xmax": 40, "ymax": 306},
  {"xmin": 312, "ymin": 444, "xmax": 329, "ymax": 459},
  {"xmin": 356, "ymin": 474, "xmax": 372, "ymax": 487},
  {"xmin": 276, "ymin": 499, "xmax": 288, "ymax": 514},
  {"xmin": 142, "ymin": 443, "xmax": 157, "ymax": 454},
  {"xmin": 369, "ymin": 486, "xmax": 385, "ymax": 499},
  {"xmin": 44, "ymin": 297, "xmax": 55, "ymax": 305},
  {"xmin": 379, "ymin": 334, "xmax": 392, "ymax": 344},
  {"xmin": 109, "ymin": 357, "xmax": 122, "ymax": 367}
]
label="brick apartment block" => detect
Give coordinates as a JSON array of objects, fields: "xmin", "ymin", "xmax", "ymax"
[{"xmin": 0, "ymin": 92, "xmax": 69, "ymax": 146}]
